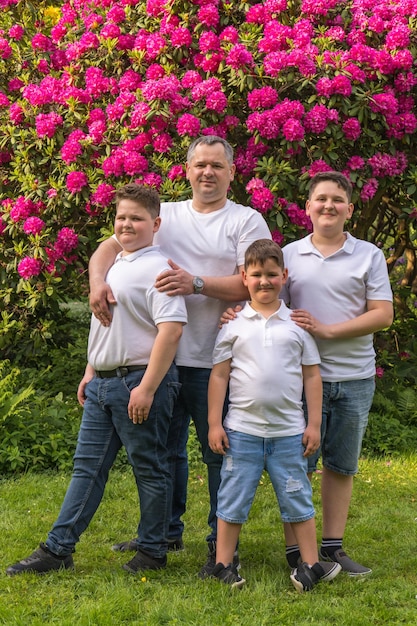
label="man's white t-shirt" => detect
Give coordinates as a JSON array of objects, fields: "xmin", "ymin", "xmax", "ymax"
[{"xmin": 154, "ymin": 199, "xmax": 271, "ymax": 368}]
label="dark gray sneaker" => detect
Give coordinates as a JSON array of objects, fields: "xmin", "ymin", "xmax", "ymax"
[
  {"xmin": 112, "ymin": 537, "xmax": 183, "ymax": 553},
  {"xmin": 6, "ymin": 543, "xmax": 74, "ymax": 576},
  {"xmin": 122, "ymin": 548, "xmax": 167, "ymax": 574},
  {"xmin": 211, "ymin": 562, "xmax": 245, "ymax": 589},
  {"xmin": 319, "ymin": 548, "xmax": 372, "ymax": 577},
  {"xmin": 290, "ymin": 561, "xmax": 341, "ymax": 593},
  {"xmin": 198, "ymin": 541, "xmax": 240, "ymax": 579}
]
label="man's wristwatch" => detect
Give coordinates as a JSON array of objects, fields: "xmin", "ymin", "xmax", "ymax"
[{"xmin": 192, "ymin": 276, "xmax": 205, "ymax": 294}]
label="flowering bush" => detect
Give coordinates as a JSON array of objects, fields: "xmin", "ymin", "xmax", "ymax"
[{"xmin": 0, "ymin": 0, "xmax": 416, "ymax": 357}]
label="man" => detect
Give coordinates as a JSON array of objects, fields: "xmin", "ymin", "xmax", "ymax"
[{"xmin": 88, "ymin": 135, "xmax": 271, "ymax": 576}]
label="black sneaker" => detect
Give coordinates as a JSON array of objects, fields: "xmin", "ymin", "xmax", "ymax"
[
  {"xmin": 198, "ymin": 541, "xmax": 240, "ymax": 579},
  {"xmin": 167, "ymin": 537, "xmax": 184, "ymax": 552},
  {"xmin": 112, "ymin": 538, "xmax": 139, "ymax": 552},
  {"xmin": 290, "ymin": 561, "xmax": 341, "ymax": 593},
  {"xmin": 112, "ymin": 537, "xmax": 183, "ymax": 553},
  {"xmin": 319, "ymin": 548, "xmax": 372, "ymax": 577},
  {"xmin": 122, "ymin": 548, "xmax": 167, "ymax": 574},
  {"xmin": 211, "ymin": 562, "xmax": 245, "ymax": 589},
  {"xmin": 6, "ymin": 543, "xmax": 74, "ymax": 576}
]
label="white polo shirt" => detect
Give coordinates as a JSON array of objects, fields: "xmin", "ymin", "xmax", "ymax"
[
  {"xmin": 88, "ymin": 246, "xmax": 187, "ymax": 370},
  {"xmin": 281, "ymin": 233, "xmax": 393, "ymax": 382},
  {"xmin": 212, "ymin": 301, "xmax": 321, "ymax": 438}
]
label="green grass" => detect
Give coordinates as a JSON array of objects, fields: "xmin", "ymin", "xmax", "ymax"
[{"xmin": 0, "ymin": 455, "xmax": 416, "ymax": 625}]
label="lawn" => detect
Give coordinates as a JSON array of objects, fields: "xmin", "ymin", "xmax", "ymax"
[{"xmin": 0, "ymin": 455, "xmax": 416, "ymax": 625}]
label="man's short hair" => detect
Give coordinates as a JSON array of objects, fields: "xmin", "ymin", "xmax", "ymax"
[
  {"xmin": 244, "ymin": 239, "xmax": 284, "ymax": 270},
  {"xmin": 115, "ymin": 183, "xmax": 160, "ymax": 218},
  {"xmin": 308, "ymin": 171, "xmax": 353, "ymax": 202},
  {"xmin": 187, "ymin": 135, "xmax": 234, "ymax": 166}
]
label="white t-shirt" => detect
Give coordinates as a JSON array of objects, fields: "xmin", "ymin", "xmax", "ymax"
[
  {"xmin": 88, "ymin": 246, "xmax": 187, "ymax": 370},
  {"xmin": 154, "ymin": 199, "xmax": 271, "ymax": 368},
  {"xmin": 281, "ymin": 233, "xmax": 393, "ymax": 382},
  {"xmin": 212, "ymin": 301, "xmax": 321, "ymax": 438}
]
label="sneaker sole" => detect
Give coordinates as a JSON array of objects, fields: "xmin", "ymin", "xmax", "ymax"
[
  {"xmin": 290, "ymin": 573, "xmax": 311, "ymax": 593},
  {"xmin": 231, "ymin": 577, "xmax": 246, "ymax": 589}
]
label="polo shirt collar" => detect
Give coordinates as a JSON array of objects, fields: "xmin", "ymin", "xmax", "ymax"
[
  {"xmin": 300, "ymin": 232, "xmax": 356, "ymax": 255},
  {"xmin": 242, "ymin": 300, "xmax": 291, "ymax": 320},
  {"xmin": 115, "ymin": 245, "xmax": 160, "ymax": 263}
]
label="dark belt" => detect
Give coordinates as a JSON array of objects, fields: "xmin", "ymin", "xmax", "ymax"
[{"xmin": 95, "ymin": 365, "xmax": 147, "ymax": 378}]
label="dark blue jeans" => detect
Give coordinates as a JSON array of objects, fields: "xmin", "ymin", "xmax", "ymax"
[
  {"xmin": 46, "ymin": 365, "xmax": 180, "ymax": 559},
  {"xmin": 167, "ymin": 366, "xmax": 227, "ymax": 542}
]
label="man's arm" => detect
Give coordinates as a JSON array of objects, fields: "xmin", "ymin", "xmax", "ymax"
[
  {"xmin": 291, "ymin": 300, "xmax": 393, "ymax": 340},
  {"xmin": 301, "ymin": 363, "xmax": 322, "ymax": 457},
  {"xmin": 155, "ymin": 260, "xmax": 250, "ymax": 301},
  {"xmin": 88, "ymin": 238, "xmax": 122, "ymax": 325},
  {"xmin": 208, "ymin": 360, "xmax": 231, "ymax": 454},
  {"xmin": 128, "ymin": 321, "xmax": 183, "ymax": 424}
]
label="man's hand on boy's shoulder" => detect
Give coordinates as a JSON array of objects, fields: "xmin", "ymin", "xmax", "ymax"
[
  {"xmin": 219, "ymin": 304, "xmax": 242, "ymax": 328},
  {"xmin": 290, "ymin": 309, "xmax": 327, "ymax": 338}
]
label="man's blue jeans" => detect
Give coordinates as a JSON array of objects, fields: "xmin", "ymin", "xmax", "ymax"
[
  {"xmin": 167, "ymin": 366, "xmax": 226, "ymax": 542},
  {"xmin": 46, "ymin": 365, "xmax": 180, "ymax": 559}
]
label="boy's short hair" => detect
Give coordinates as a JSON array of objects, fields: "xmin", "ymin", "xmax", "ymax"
[
  {"xmin": 187, "ymin": 135, "xmax": 234, "ymax": 166},
  {"xmin": 244, "ymin": 239, "xmax": 285, "ymax": 270},
  {"xmin": 308, "ymin": 171, "xmax": 353, "ymax": 202},
  {"xmin": 115, "ymin": 183, "xmax": 160, "ymax": 218}
]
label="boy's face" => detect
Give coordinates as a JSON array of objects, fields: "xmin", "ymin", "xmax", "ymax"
[
  {"xmin": 242, "ymin": 259, "xmax": 288, "ymax": 307},
  {"xmin": 186, "ymin": 142, "xmax": 236, "ymax": 209},
  {"xmin": 115, "ymin": 199, "xmax": 160, "ymax": 254},
  {"xmin": 306, "ymin": 180, "xmax": 354, "ymax": 235}
]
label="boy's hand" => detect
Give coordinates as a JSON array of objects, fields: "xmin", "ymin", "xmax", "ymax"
[
  {"xmin": 128, "ymin": 386, "xmax": 154, "ymax": 424},
  {"xmin": 219, "ymin": 304, "xmax": 242, "ymax": 328},
  {"xmin": 89, "ymin": 282, "xmax": 117, "ymax": 327},
  {"xmin": 302, "ymin": 424, "xmax": 321, "ymax": 457},
  {"xmin": 208, "ymin": 425, "xmax": 229, "ymax": 455}
]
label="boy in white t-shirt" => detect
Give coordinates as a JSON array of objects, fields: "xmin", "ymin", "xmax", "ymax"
[
  {"xmin": 6, "ymin": 184, "xmax": 187, "ymax": 577},
  {"xmin": 207, "ymin": 239, "xmax": 341, "ymax": 591}
]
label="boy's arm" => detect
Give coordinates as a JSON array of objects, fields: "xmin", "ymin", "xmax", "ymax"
[
  {"xmin": 301, "ymin": 364, "xmax": 322, "ymax": 457},
  {"xmin": 291, "ymin": 299, "xmax": 393, "ymax": 340},
  {"xmin": 88, "ymin": 238, "xmax": 122, "ymax": 325},
  {"xmin": 155, "ymin": 260, "xmax": 250, "ymax": 302},
  {"xmin": 128, "ymin": 321, "xmax": 183, "ymax": 424},
  {"xmin": 208, "ymin": 360, "xmax": 231, "ymax": 455}
]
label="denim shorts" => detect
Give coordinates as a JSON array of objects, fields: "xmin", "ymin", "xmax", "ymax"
[
  {"xmin": 307, "ymin": 377, "xmax": 375, "ymax": 475},
  {"xmin": 216, "ymin": 430, "xmax": 315, "ymax": 524}
]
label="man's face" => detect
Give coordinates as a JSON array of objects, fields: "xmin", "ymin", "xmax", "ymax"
[{"xmin": 185, "ymin": 142, "xmax": 236, "ymax": 210}]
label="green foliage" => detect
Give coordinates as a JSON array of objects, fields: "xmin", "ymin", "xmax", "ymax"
[{"xmin": 0, "ymin": 360, "xmax": 81, "ymax": 474}]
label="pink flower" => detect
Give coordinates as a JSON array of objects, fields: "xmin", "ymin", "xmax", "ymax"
[
  {"xmin": 206, "ymin": 91, "xmax": 227, "ymax": 113},
  {"xmin": 23, "ymin": 217, "xmax": 45, "ymax": 235},
  {"xmin": 250, "ymin": 188, "xmax": 275, "ymax": 213},
  {"xmin": 360, "ymin": 178, "xmax": 378, "ymax": 201},
  {"xmin": 0, "ymin": 38, "xmax": 12, "ymax": 59},
  {"xmin": 247, "ymin": 86, "xmax": 278, "ymax": 110},
  {"xmin": 198, "ymin": 5, "xmax": 219, "ymax": 27},
  {"xmin": 347, "ymin": 156, "xmax": 365, "ymax": 170},
  {"xmin": 375, "ymin": 367, "xmax": 384, "ymax": 378},
  {"xmin": 282, "ymin": 118, "xmax": 305, "ymax": 142},
  {"xmin": 167, "ymin": 165, "xmax": 185, "ymax": 181},
  {"xmin": 31, "ymin": 33, "xmax": 51, "ymax": 52},
  {"xmin": 226, "ymin": 44, "xmax": 254, "ymax": 70},
  {"xmin": 18, "ymin": 257, "xmax": 43, "ymax": 279},
  {"xmin": 66, "ymin": 171, "xmax": 88, "ymax": 193},
  {"xmin": 177, "ymin": 114, "xmax": 201, "ymax": 136},
  {"xmin": 91, "ymin": 183, "xmax": 115, "ymax": 207},
  {"xmin": 8, "ymin": 24, "xmax": 24, "ymax": 40},
  {"xmin": 171, "ymin": 28, "xmax": 192, "ymax": 48},
  {"xmin": 342, "ymin": 118, "xmax": 361, "ymax": 141},
  {"xmin": 271, "ymin": 229, "xmax": 284, "ymax": 245},
  {"xmin": 55, "ymin": 227, "xmax": 79, "ymax": 255},
  {"xmin": 9, "ymin": 103, "xmax": 24, "ymax": 124},
  {"xmin": 35, "ymin": 112, "xmax": 63, "ymax": 138}
]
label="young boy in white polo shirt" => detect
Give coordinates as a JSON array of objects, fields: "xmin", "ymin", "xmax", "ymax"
[
  {"xmin": 207, "ymin": 239, "xmax": 341, "ymax": 591},
  {"xmin": 6, "ymin": 184, "xmax": 188, "ymax": 577}
]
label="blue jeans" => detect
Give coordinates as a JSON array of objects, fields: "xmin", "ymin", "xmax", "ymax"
[
  {"xmin": 217, "ymin": 431, "xmax": 314, "ymax": 524},
  {"xmin": 307, "ymin": 377, "xmax": 375, "ymax": 475},
  {"xmin": 46, "ymin": 365, "xmax": 180, "ymax": 559},
  {"xmin": 167, "ymin": 366, "xmax": 226, "ymax": 542}
]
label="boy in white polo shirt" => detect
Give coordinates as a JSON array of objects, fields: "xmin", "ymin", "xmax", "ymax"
[
  {"xmin": 207, "ymin": 239, "xmax": 341, "ymax": 591},
  {"xmin": 6, "ymin": 184, "xmax": 187, "ymax": 577}
]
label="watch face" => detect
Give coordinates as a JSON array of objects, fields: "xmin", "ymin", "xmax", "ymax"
[{"xmin": 193, "ymin": 277, "xmax": 204, "ymax": 292}]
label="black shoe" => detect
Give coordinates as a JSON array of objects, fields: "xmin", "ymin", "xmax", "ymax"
[
  {"xmin": 168, "ymin": 537, "xmax": 184, "ymax": 552},
  {"xmin": 319, "ymin": 548, "xmax": 372, "ymax": 577},
  {"xmin": 290, "ymin": 561, "xmax": 341, "ymax": 593},
  {"xmin": 122, "ymin": 548, "xmax": 167, "ymax": 574},
  {"xmin": 112, "ymin": 538, "xmax": 139, "ymax": 553},
  {"xmin": 198, "ymin": 541, "xmax": 240, "ymax": 579},
  {"xmin": 211, "ymin": 562, "xmax": 245, "ymax": 588},
  {"xmin": 112, "ymin": 537, "xmax": 183, "ymax": 553},
  {"xmin": 6, "ymin": 543, "xmax": 74, "ymax": 576}
]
